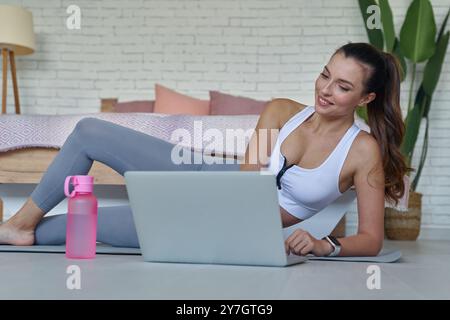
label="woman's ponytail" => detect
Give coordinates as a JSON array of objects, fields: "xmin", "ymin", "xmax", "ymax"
[
  {"xmin": 336, "ymin": 43, "xmax": 413, "ymax": 206},
  {"xmin": 367, "ymin": 52, "xmax": 413, "ymax": 206}
]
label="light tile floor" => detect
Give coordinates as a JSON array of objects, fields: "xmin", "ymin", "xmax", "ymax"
[{"xmin": 0, "ymin": 240, "xmax": 448, "ymax": 299}]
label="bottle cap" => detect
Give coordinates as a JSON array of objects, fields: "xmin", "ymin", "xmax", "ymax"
[{"xmin": 64, "ymin": 175, "xmax": 94, "ymax": 198}]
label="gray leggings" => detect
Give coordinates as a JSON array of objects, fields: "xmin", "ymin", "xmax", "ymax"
[{"xmin": 32, "ymin": 117, "xmax": 240, "ymax": 247}]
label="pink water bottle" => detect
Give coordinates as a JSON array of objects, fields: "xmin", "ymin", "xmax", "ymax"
[{"xmin": 64, "ymin": 175, "xmax": 98, "ymax": 259}]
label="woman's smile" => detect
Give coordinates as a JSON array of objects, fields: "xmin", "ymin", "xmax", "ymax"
[{"xmin": 317, "ymin": 95, "xmax": 334, "ymax": 107}]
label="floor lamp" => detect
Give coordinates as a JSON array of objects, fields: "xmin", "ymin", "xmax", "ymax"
[{"xmin": 0, "ymin": 5, "xmax": 35, "ymax": 114}]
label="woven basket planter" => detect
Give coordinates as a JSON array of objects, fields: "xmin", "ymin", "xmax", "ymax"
[{"xmin": 385, "ymin": 191, "xmax": 422, "ymax": 240}]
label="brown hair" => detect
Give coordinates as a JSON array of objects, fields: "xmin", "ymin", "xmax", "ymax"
[{"xmin": 334, "ymin": 42, "xmax": 413, "ymax": 206}]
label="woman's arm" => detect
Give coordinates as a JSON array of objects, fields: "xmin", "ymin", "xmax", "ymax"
[
  {"xmin": 240, "ymin": 99, "xmax": 306, "ymax": 227},
  {"xmin": 239, "ymin": 99, "xmax": 282, "ymax": 171},
  {"xmin": 337, "ymin": 134, "xmax": 385, "ymax": 256},
  {"xmin": 285, "ymin": 134, "xmax": 385, "ymax": 257}
]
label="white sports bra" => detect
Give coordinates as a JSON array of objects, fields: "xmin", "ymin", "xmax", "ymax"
[{"xmin": 268, "ymin": 105, "xmax": 361, "ymax": 220}]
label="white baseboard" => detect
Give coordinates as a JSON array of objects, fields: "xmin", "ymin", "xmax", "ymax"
[
  {"xmin": 416, "ymin": 225, "xmax": 450, "ymax": 241},
  {"xmin": 346, "ymin": 223, "xmax": 450, "ymax": 241}
]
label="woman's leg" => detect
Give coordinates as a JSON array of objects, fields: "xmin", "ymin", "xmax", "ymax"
[
  {"xmin": 35, "ymin": 152, "xmax": 240, "ymax": 248},
  {"xmin": 35, "ymin": 205, "xmax": 140, "ymax": 247},
  {"xmin": 1, "ymin": 117, "xmax": 239, "ymax": 245},
  {"xmin": 30, "ymin": 117, "xmax": 226, "ymax": 214}
]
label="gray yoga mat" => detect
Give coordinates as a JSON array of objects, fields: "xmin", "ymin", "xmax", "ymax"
[
  {"xmin": 0, "ymin": 244, "xmax": 140, "ymax": 255},
  {"xmin": 308, "ymin": 248, "xmax": 402, "ymax": 263},
  {"xmin": 0, "ymin": 244, "xmax": 402, "ymax": 263}
]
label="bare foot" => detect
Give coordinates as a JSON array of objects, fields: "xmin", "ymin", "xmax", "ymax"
[
  {"xmin": 0, "ymin": 197, "xmax": 44, "ymax": 245},
  {"xmin": 0, "ymin": 221, "xmax": 35, "ymax": 245},
  {"xmin": 0, "ymin": 218, "xmax": 35, "ymax": 245}
]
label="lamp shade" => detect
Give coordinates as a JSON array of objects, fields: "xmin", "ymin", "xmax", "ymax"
[{"xmin": 0, "ymin": 5, "xmax": 35, "ymax": 55}]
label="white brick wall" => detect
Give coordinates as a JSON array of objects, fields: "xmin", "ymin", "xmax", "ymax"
[{"xmin": 1, "ymin": 0, "xmax": 449, "ymax": 239}]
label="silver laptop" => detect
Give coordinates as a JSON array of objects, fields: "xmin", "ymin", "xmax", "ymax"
[{"xmin": 124, "ymin": 171, "xmax": 308, "ymax": 267}]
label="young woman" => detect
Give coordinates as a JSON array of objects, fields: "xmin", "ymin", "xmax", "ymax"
[{"xmin": 0, "ymin": 42, "xmax": 411, "ymax": 257}]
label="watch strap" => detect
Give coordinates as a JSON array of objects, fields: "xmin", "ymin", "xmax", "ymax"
[{"xmin": 323, "ymin": 236, "xmax": 341, "ymax": 257}]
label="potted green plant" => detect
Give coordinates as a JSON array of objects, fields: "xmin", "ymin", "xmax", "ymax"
[{"xmin": 358, "ymin": 0, "xmax": 450, "ymax": 240}]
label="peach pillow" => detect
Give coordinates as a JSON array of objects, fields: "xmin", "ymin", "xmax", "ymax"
[
  {"xmin": 154, "ymin": 84, "xmax": 210, "ymax": 115},
  {"xmin": 114, "ymin": 100, "xmax": 154, "ymax": 113},
  {"xmin": 209, "ymin": 91, "xmax": 268, "ymax": 115}
]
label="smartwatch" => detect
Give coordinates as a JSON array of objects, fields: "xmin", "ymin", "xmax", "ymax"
[{"xmin": 323, "ymin": 235, "xmax": 341, "ymax": 257}]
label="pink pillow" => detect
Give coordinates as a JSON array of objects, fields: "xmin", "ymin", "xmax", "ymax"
[
  {"xmin": 209, "ymin": 91, "xmax": 268, "ymax": 115},
  {"xmin": 114, "ymin": 100, "xmax": 154, "ymax": 113},
  {"xmin": 154, "ymin": 84, "xmax": 210, "ymax": 115}
]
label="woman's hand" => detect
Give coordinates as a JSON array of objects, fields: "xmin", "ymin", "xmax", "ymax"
[{"xmin": 285, "ymin": 229, "xmax": 333, "ymax": 257}]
